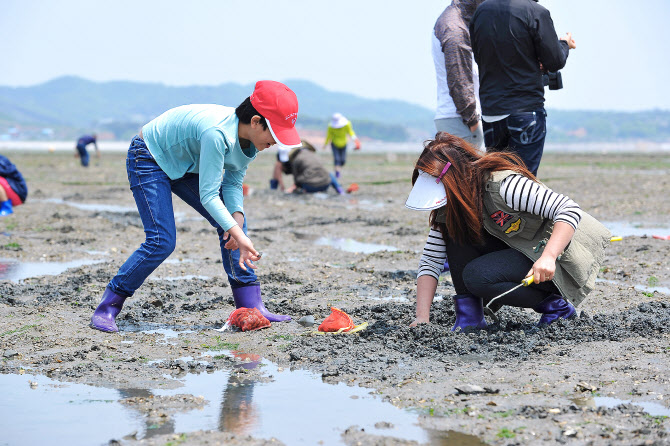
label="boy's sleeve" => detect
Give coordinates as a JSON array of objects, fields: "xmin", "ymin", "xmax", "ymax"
[
  {"xmin": 221, "ymin": 168, "xmax": 247, "ymax": 217},
  {"xmin": 198, "ymin": 128, "xmax": 238, "ymax": 231}
]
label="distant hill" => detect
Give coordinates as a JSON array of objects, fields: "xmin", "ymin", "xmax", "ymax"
[
  {"xmin": 0, "ymin": 76, "xmax": 433, "ymax": 142},
  {"xmin": 1, "ymin": 76, "xmax": 669, "ymax": 143}
]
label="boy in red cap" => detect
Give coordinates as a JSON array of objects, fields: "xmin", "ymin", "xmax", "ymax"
[{"xmin": 91, "ymin": 80, "xmax": 301, "ymax": 333}]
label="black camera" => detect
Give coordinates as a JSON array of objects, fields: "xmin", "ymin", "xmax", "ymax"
[{"xmin": 542, "ymin": 71, "xmax": 563, "ymax": 90}]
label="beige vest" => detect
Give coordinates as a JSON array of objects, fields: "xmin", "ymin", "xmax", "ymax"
[{"xmin": 481, "ymin": 170, "xmax": 611, "ymax": 307}]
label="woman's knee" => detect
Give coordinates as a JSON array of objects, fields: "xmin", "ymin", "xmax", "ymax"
[{"xmin": 462, "ymin": 262, "xmax": 490, "ymax": 295}]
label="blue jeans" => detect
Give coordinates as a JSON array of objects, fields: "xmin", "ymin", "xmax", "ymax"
[
  {"xmin": 76, "ymin": 144, "xmax": 90, "ymax": 167},
  {"xmin": 108, "ymin": 136, "xmax": 257, "ymax": 298},
  {"xmin": 300, "ymin": 173, "xmax": 342, "ymax": 193},
  {"xmin": 483, "ymin": 108, "xmax": 547, "ymax": 175},
  {"xmin": 331, "ymin": 144, "xmax": 347, "ymax": 167}
]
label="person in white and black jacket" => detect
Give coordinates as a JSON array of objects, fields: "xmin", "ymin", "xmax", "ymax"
[{"xmin": 470, "ymin": 0, "xmax": 576, "ymax": 175}]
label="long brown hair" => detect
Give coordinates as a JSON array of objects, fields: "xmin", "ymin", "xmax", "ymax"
[{"xmin": 412, "ymin": 132, "xmax": 536, "ymax": 244}]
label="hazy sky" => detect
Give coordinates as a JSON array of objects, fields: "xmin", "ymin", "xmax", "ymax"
[{"xmin": 1, "ymin": 0, "xmax": 668, "ymax": 112}]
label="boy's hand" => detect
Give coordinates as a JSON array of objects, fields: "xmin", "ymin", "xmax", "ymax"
[
  {"xmin": 235, "ymin": 233, "xmax": 260, "ymax": 271},
  {"xmin": 222, "ymin": 230, "xmax": 239, "ymax": 250},
  {"xmin": 225, "ymin": 223, "xmax": 260, "ymax": 271}
]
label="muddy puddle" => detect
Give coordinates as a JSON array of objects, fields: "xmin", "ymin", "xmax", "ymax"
[
  {"xmin": 149, "ymin": 275, "xmax": 212, "ymax": 282},
  {"xmin": 315, "ymin": 237, "xmax": 397, "ymax": 254},
  {"xmin": 122, "ymin": 324, "xmax": 197, "ymax": 340},
  {"xmin": 0, "ymin": 258, "xmax": 105, "ymax": 282},
  {"xmin": 571, "ymin": 395, "xmax": 670, "ymax": 417},
  {"xmin": 603, "ymin": 221, "xmax": 670, "ymax": 237},
  {"xmin": 596, "ymin": 278, "xmax": 670, "ymax": 295},
  {"xmin": 0, "ymin": 356, "xmax": 484, "ymax": 446},
  {"xmin": 593, "ymin": 397, "xmax": 670, "ymax": 417},
  {"xmin": 41, "ymin": 198, "xmax": 137, "ymax": 214}
]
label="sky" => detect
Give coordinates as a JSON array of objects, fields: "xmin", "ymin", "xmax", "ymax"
[{"xmin": 1, "ymin": 0, "xmax": 669, "ymax": 112}]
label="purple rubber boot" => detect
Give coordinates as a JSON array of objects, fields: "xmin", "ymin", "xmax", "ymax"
[
  {"xmin": 533, "ymin": 294, "xmax": 576, "ymax": 325},
  {"xmin": 232, "ymin": 284, "xmax": 291, "ymax": 322},
  {"xmin": 452, "ymin": 294, "xmax": 487, "ymax": 331},
  {"xmin": 90, "ymin": 288, "xmax": 127, "ymax": 333}
]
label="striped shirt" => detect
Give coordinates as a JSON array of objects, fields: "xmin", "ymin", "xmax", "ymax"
[{"xmin": 417, "ymin": 174, "xmax": 582, "ymax": 280}]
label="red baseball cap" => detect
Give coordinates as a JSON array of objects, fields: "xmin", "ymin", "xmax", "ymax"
[{"xmin": 250, "ymin": 80, "xmax": 301, "ymax": 149}]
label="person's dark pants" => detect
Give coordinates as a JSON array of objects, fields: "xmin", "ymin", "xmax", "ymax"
[
  {"xmin": 76, "ymin": 144, "xmax": 90, "ymax": 167},
  {"xmin": 483, "ymin": 108, "xmax": 547, "ymax": 175},
  {"xmin": 331, "ymin": 143, "xmax": 347, "ymax": 167},
  {"xmin": 108, "ymin": 136, "xmax": 257, "ymax": 298},
  {"xmin": 446, "ymin": 231, "xmax": 558, "ymax": 308}
]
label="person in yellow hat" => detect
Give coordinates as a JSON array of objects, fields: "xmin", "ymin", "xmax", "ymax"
[{"xmin": 322, "ymin": 112, "xmax": 360, "ymax": 179}]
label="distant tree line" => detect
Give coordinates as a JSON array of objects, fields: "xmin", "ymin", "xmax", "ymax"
[
  {"xmin": 547, "ymin": 110, "xmax": 670, "ymax": 142},
  {"xmin": 1, "ymin": 77, "xmax": 669, "ymax": 143}
]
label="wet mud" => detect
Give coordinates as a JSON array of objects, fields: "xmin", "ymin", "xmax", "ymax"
[{"xmin": 1, "ymin": 151, "xmax": 669, "ymax": 445}]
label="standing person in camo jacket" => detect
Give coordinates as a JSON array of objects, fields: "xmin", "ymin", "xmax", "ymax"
[{"xmin": 432, "ymin": 0, "xmax": 486, "ymax": 151}]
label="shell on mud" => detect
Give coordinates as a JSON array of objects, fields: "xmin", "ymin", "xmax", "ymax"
[{"xmin": 297, "ymin": 315, "xmax": 315, "ymax": 328}]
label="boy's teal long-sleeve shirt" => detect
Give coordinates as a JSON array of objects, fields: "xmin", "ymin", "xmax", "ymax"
[{"xmin": 142, "ymin": 104, "xmax": 258, "ymax": 231}]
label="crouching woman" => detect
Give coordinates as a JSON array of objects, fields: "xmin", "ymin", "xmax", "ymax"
[{"xmin": 406, "ymin": 133, "xmax": 610, "ymax": 329}]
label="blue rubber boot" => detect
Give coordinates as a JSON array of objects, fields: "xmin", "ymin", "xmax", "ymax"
[
  {"xmin": 534, "ymin": 294, "xmax": 576, "ymax": 325},
  {"xmin": 0, "ymin": 200, "xmax": 13, "ymax": 216},
  {"xmin": 90, "ymin": 288, "xmax": 127, "ymax": 333},
  {"xmin": 232, "ymin": 284, "xmax": 291, "ymax": 322},
  {"xmin": 452, "ymin": 294, "xmax": 487, "ymax": 331}
]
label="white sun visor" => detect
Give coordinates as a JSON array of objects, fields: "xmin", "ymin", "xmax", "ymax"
[{"xmin": 405, "ymin": 169, "xmax": 447, "ymax": 211}]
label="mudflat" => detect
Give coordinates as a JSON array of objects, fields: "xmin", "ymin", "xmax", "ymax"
[{"xmin": 1, "ymin": 149, "xmax": 669, "ymax": 445}]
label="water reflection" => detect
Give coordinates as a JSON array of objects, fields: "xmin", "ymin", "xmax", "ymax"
[
  {"xmin": 1, "ymin": 351, "xmax": 487, "ymax": 445},
  {"xmin": 426, "ymin": 429, "xmax": 488, "ymax": 446},
  {"xmin": 118, "ymin": 388, "xmax": 176, "ymax": 439},
  {"xmin": 219, "ymin": 352, "xmax": 262, "ymax": 436}
]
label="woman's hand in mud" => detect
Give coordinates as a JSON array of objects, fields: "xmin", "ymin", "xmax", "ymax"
[
  {"xmin": 528, "ymin": 254, "xmax": 557, "ymax": 283},
  {"xmin": 409, "ymin": 316, "xmax": 430, "ymax": 327}
]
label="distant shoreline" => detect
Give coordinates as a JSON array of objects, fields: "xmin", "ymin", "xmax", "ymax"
[{"xmin": 1, "ymin": 140, "xmax": 669, "ymax": 154}]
